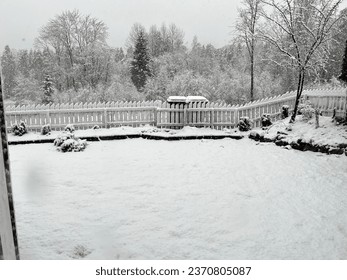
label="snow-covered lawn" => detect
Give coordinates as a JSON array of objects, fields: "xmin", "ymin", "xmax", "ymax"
[{"xmin": 9, "ymin": 138, "xmax": 347, "ymax": 259}]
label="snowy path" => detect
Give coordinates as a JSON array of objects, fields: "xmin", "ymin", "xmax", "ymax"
[{"xmin": 8, "ymin": 139, "xmax": 347, "ymax": 259}]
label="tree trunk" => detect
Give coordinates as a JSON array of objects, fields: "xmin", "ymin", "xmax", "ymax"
[
  {"xmin": 290, "ymin": 68, "xmax": 306, "ymax": 123},
  {"xmin": 250, "ymin": 53, "xmax": 254, "ymax": 101}
]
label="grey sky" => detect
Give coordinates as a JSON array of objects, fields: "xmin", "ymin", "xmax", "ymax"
[{"xmin": 0, "ymin": 0, "xmax": 242, "ymax": 51}]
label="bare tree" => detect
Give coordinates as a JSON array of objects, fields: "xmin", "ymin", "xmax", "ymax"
[
  {"xmin": 36, "ymin": 10, "xmax": 109, "ymax": 91},
  {"xmin": 236, "ymin": 0, "xmax": 262, "ymax": 101},
  {"xmin": 167, "ymin": 23, "xmax": 185, "ymax": 53},
  {"xmin": 259, "ymin": 0, "xmax": 346, "ymax": 122}
]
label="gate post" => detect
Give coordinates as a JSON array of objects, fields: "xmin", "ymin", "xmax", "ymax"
[{"xmin": 0, "ymin": 72, "xmax": 19, "ymax": 260}]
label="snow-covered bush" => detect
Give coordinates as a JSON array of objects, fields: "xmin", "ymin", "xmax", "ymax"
[
  {"xmin": 41, "ymin": 124, "xmax": 51, "ymax": 135},
  {"xmin": 65, "ymin": 124, "xmax": 75, "ymax": 133},
  {"xmin": 237, "ymin": 117, "xmax": 252, "ymax": 131},
  {"xmin": 298, "ymin": 101, "xmax": 315, "ymax": 120},
  {"xmin": 12, "ymin": 121, "xmax": 27, "ymax": 136},
  {"xmin": 54, "ymin": 132, "xmax": 87, "ymax": 152},
  {"xmin": 332, "ymin": 108, "xmax": 346, "ymax": 125},
  {"xmin": 261, "ymin": 114, "xmax": 272, "ymax": 128},
  {"xmin": 281, "ymin": 105, "xmax": 289, "ymax": 119},
  {"xmin": 334, "ymin": 116, "xmax": 345, "ymax": 125},
  {"xmin": 53, "ymin": 132, "xmax": 74, "ymax": 147},
  {"xmin": 60, "ymin": 138, "xmax": 87, "ymax": 153}
]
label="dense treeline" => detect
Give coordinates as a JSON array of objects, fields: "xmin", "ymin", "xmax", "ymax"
[{"xmin": 1, "ymin": 5, "xmax": 346, "ymax": 106}]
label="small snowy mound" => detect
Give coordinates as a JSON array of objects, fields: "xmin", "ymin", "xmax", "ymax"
[{"xmin": 54, "ymin": 132, "xmax": 87, "ymax": 152}]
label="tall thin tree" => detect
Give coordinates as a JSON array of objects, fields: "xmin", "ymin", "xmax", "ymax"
[
  {"xmin": 130, "ymin": 30, "xmax": 151, "ymax": 92},
  {"xmin": 236, "ymin": 0, "xmax": 262, "ymax": 101},
  {"xmin": 339, "ymin": 40, "xmax": 347, "ymax": 84},
  {"xmin": 42, "ymin": 74, "xmax": 54, "ymax": 104},
  {"xmin": 338, "ymin": 39, "xmax": 347, "ymax": 122}
]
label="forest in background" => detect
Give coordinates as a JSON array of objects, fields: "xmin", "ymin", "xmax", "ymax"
[{"xmin": 1, "ymin": 2, "xmax": 347, "ymax": 106}]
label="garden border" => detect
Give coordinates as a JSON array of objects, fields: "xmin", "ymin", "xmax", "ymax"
[
  {"xmin": 8, "ymin": 133, "xmax": 244, "ymax": 145},
  {"xmin": 248, "ymin": 130, "xmax": 347, "ymax": 156}
]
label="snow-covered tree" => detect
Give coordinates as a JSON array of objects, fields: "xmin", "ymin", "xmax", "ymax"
[
  {"xmin": 13, "ymin": 75, "xmax": 41, "ymax": 105},
  {"xmin": 259, "ymin": 0, "xmax": 346, "ymax": 122},
  {"xmin": 130, "ymin": 29, "xmax": 151, "ymax": 91},
  {"xmin": 324, "ymin": 8, "xmax": 347, "ymax": 81},
  {"xmin": 42, "ymin": 74, "xmax": 54, "ymax": 104},
  {"xmin": 17, "ymin": 50, "xmax": 30, "ymax": 78},
  {"xmin": 36, "ymin": 10, "xmax": 109, "ymax": 92},
  {"xmin": 1, "ymin": 45, "xmax": 17, "ymax": 99},
  {"xmin": 236, "ymin": 0, "xmax": 262, "ymax": 101}
]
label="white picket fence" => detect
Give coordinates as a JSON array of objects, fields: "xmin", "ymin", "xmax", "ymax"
[
  {"xmin": 4, "ymin": 88, "xmax": 346, "ymax": 131},
  {"xmin": 304, "ymin": 88, "xmax": 347, "ymax": 116}
]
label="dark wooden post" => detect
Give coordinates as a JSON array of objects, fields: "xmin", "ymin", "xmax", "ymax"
[{"xmin": 0, "ymin": 72, "xmax": 20, "ymax": 260}]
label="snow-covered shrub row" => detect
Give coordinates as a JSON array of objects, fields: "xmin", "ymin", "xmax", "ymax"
[
  {"xmin": 12, "ymin": 121, "xmax": 27, "ymax": 136},
  {"xmin": 54, "ymin": 132, "xmax": 87, "ymax": 152}
]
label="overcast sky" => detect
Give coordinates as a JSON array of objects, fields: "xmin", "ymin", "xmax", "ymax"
[{"xmin": 0, "ymin": 0, "xmax": 242, "ymax": 51}]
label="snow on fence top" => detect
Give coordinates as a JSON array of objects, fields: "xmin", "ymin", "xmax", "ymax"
[
  {"xmin": 167, "ymin": 96, "xmax": 209, "ymax": 103},
  {"xmin": 3, "ymin": 88, "xmax": 345, "ymax": 131},
  {"xmin": 304, "ymin": 87, "xmax": 346, "ymax": 97},
  {"xmin": 4, "ymin": 88, "xmax": 346, "ymax": 112},
  {"xmin": 5, "ymin": 91, "xmax": 297, "ymax": 112}
]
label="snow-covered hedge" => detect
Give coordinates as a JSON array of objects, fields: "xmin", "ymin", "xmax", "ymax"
[
  {"xmin": 12, "ymin": 121, "xmax": 27, "ymax": 136},
  {"xmin": 54, "ymin": 132, "xmax": 87, "ymax": 152}
]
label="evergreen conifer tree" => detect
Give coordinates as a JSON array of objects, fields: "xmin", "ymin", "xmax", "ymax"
[
  {"xmin": 339, "ymin": 40, "xmax": 347, "ymax": 83},
  {"xmin": 42, "ymin": 74, "xmax": 54, "ymax": 104},
  {"xmin": 130, "ymin": 30, "xmax": 151, "ymax": 91}
]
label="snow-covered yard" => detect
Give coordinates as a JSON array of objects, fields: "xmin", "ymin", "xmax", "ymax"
[{"xmin": 8, "ymin": 138, "xmax": 347, "ymax": 259}]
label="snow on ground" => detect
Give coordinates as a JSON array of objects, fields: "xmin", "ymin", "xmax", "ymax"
[
  {"xmin": 257, "ymin": 116, "xmax": 347, "ymax": 147},
  {"xmin": 8, "ymin": 138, "xmax": 347, "ymax": 260},
  {"xmin": 145, "ymin": 126, "xmax": 239, "ymax": 137},
  {"xmin": 7, "ymin": 126, "xmax": 147, "ymax": 142},
  {"xmin": 7, "ymin": 125, "xmax": 237, "ymax": 143}
]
